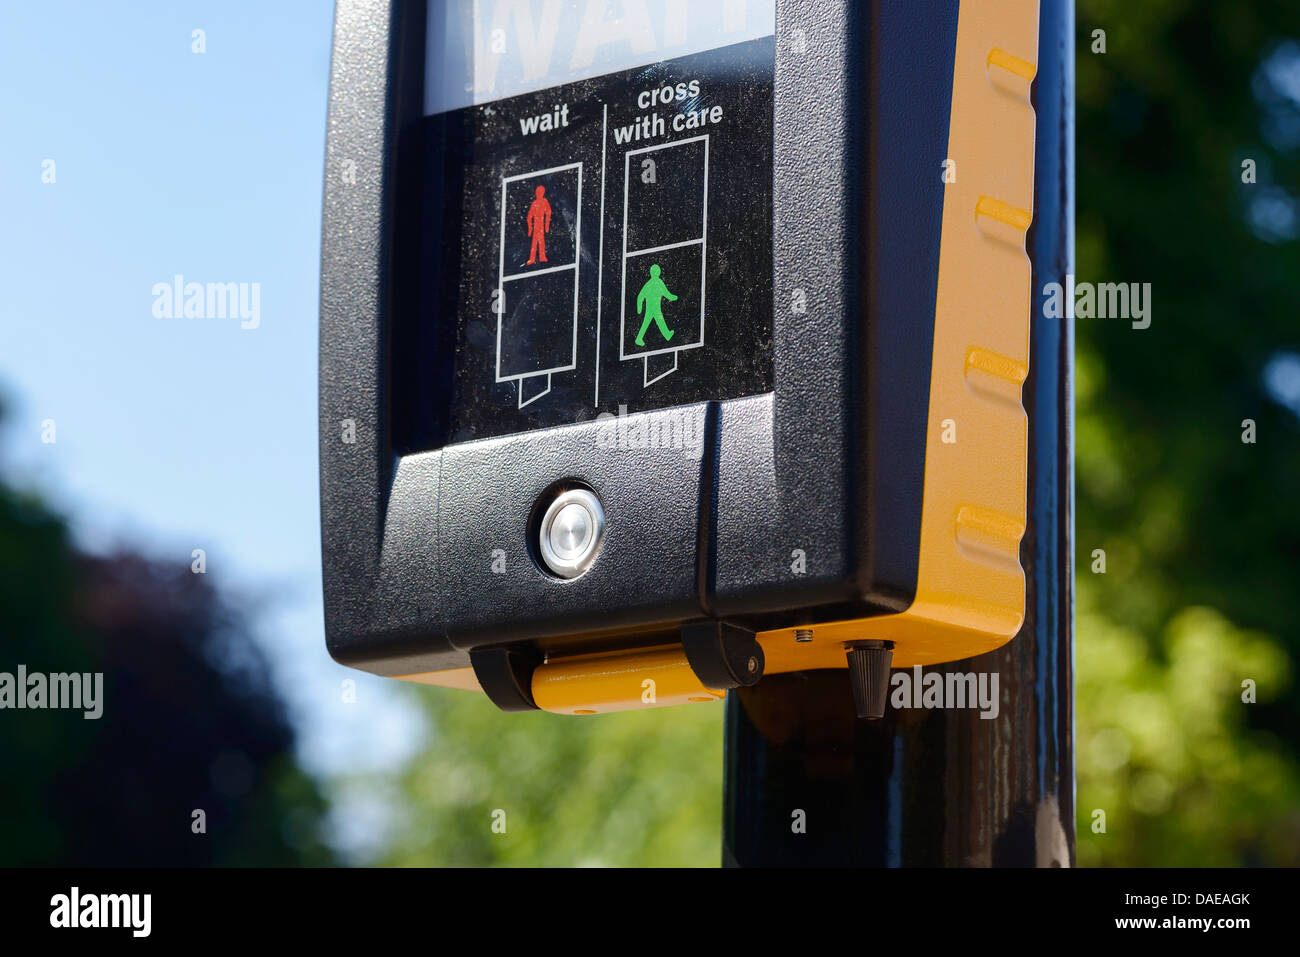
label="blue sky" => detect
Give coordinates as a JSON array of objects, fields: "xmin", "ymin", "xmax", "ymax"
[{"xmin": 0, "ymin": 0, "xmax": 423, "ymax": 787}]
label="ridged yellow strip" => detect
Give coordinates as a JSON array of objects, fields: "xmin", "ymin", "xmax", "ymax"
[
  {"xmin": 975, "ymin": 195, "xmax": 1032, "ymax": 230},
  {"xmin": 987, "ymin": 48, "xmax": 1037, "ymax": 81},
  {"xmin": 966, "ymin": 346, "xmax": 1029, "ymax": 385},
  {"xmin": 955, "ymin": 505, "xmax": 1026, "ymax": 556}
]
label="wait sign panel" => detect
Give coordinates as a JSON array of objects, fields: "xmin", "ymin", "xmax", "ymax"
[{"xmin": 422, "ymin": 2, "xmax": 776, "ymax": 437}]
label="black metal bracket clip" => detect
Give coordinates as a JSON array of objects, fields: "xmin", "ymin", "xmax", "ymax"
[
  {"xmin": 470, "ymin": 644, "xmax": 543, "ymax": 713},
  {"xmin": 680, "ymin": 619, "xmax": 765, "ymax": 690}
]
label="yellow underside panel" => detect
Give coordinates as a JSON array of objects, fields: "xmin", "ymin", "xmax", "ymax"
[
  {"xmin": 531, "ymin": 646, "xmax": 725, "ymax": 715},
  {"xmin": 396, "ymin": 666, "xmax": 482, "ymax": 692},
  {"xmin": 396, "ymin": 648, "xmax": 727, "ymax": 716}
]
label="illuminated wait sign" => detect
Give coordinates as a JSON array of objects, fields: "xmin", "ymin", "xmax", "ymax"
[{"xmin": 424, "ymin": 0, "xmax": 776, "ymax": 115}]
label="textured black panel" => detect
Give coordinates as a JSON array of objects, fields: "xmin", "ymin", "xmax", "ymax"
[
  {"xmin": 710, "ymin": 1, "xmax": 863, "ymax": 621},
  {"xmin": 321, "ymin": 1, "xmax": 463, "ymax": 675},
  {"xmin": 858, "ymin": 0, "xmax": 958, "ymax": 606},
  {"xmin": 438, "ymin": 407, "xmax": 708, "ymax": 648},
  {"xmin": 709, "ymin": 0, "xmax": 955, "ymax": 622}
]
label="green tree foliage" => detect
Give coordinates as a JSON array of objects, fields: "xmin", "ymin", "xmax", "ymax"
[
  {"xmin": 0, "ymin": 410, "xmax": 334, "ymax": 866},
  {"xmin": 382, "ymin": 690, "xmax": 721, "ymax": 866},
  {"xmin": 1075, "ymin": 0, "xmax": 1300, "ymax": 864}
]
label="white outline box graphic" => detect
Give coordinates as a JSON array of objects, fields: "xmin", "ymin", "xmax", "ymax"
[
  {"xmin": 495, "ymin": 162, "xmax": 582, "ymax": 406},
  {"xmin": 619, "ymin": 135, "xmax": 709, "ymax": 363}
]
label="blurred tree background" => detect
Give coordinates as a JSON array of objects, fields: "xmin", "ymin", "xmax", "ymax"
[
  {"xmin": 1074, "ymin": 0, "xmax": 1300, "ymax": 863},
  {"xmin": 0, "ymin": 400, "xmax": 334, "ymax": 866},
  {"xmin": 380, "ymin": 693, "xmax": 721, "ymax": 866}
]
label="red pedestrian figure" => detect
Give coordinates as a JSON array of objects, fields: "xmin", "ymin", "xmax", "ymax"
[{"xmin": 525, "ymin": 185, "xmax": 551, "ymax": 264}]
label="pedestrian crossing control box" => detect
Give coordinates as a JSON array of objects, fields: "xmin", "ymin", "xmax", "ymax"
[{"xmin": 320, "ymin": 0, "xmax": 1042, "ymax": 718}]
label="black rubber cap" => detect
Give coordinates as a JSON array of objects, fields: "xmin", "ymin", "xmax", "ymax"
[
  {"xmin": 847, "ymin": 642, "xmax": 894, "ymax": 719},
  {"xmin": 470, "ymin": 645, "xmax": 543, "ymax": 712},
  {"xmin": 680, "ymin": 620, "xmax": 765, "ymax": 689}
]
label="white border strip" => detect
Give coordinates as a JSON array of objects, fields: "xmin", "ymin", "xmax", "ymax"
[
  {"xmin": 495, "ymin": 161, "xmax": 583, "ymax": 386},
  {"xmin": 618, "ymin": 135, "xmax": 709, "ymax": 364}
]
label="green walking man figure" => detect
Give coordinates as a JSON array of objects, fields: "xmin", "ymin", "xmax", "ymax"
[{"xmin": 634, "ymin": 263, "xmax": 677, "ymax": 347}]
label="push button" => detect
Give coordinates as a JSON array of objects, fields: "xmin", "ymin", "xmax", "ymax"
[{"xmin": 538, "ymin": 489, "xmax": 604, "ymax": 578}]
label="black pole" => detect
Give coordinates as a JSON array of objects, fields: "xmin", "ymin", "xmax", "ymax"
[{"xmin": 723, "ymin": 0, "xmax": 1074, "ymax": 867}]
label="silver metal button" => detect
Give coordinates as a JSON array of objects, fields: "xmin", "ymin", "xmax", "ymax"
[{"xmin": 538, "ymin": 489, "xmax": 604, "ymax": 578}]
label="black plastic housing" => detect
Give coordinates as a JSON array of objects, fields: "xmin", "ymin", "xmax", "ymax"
[{"xmin": 319, "ymin": 0, "xmax": 957, "ymax": 677}]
